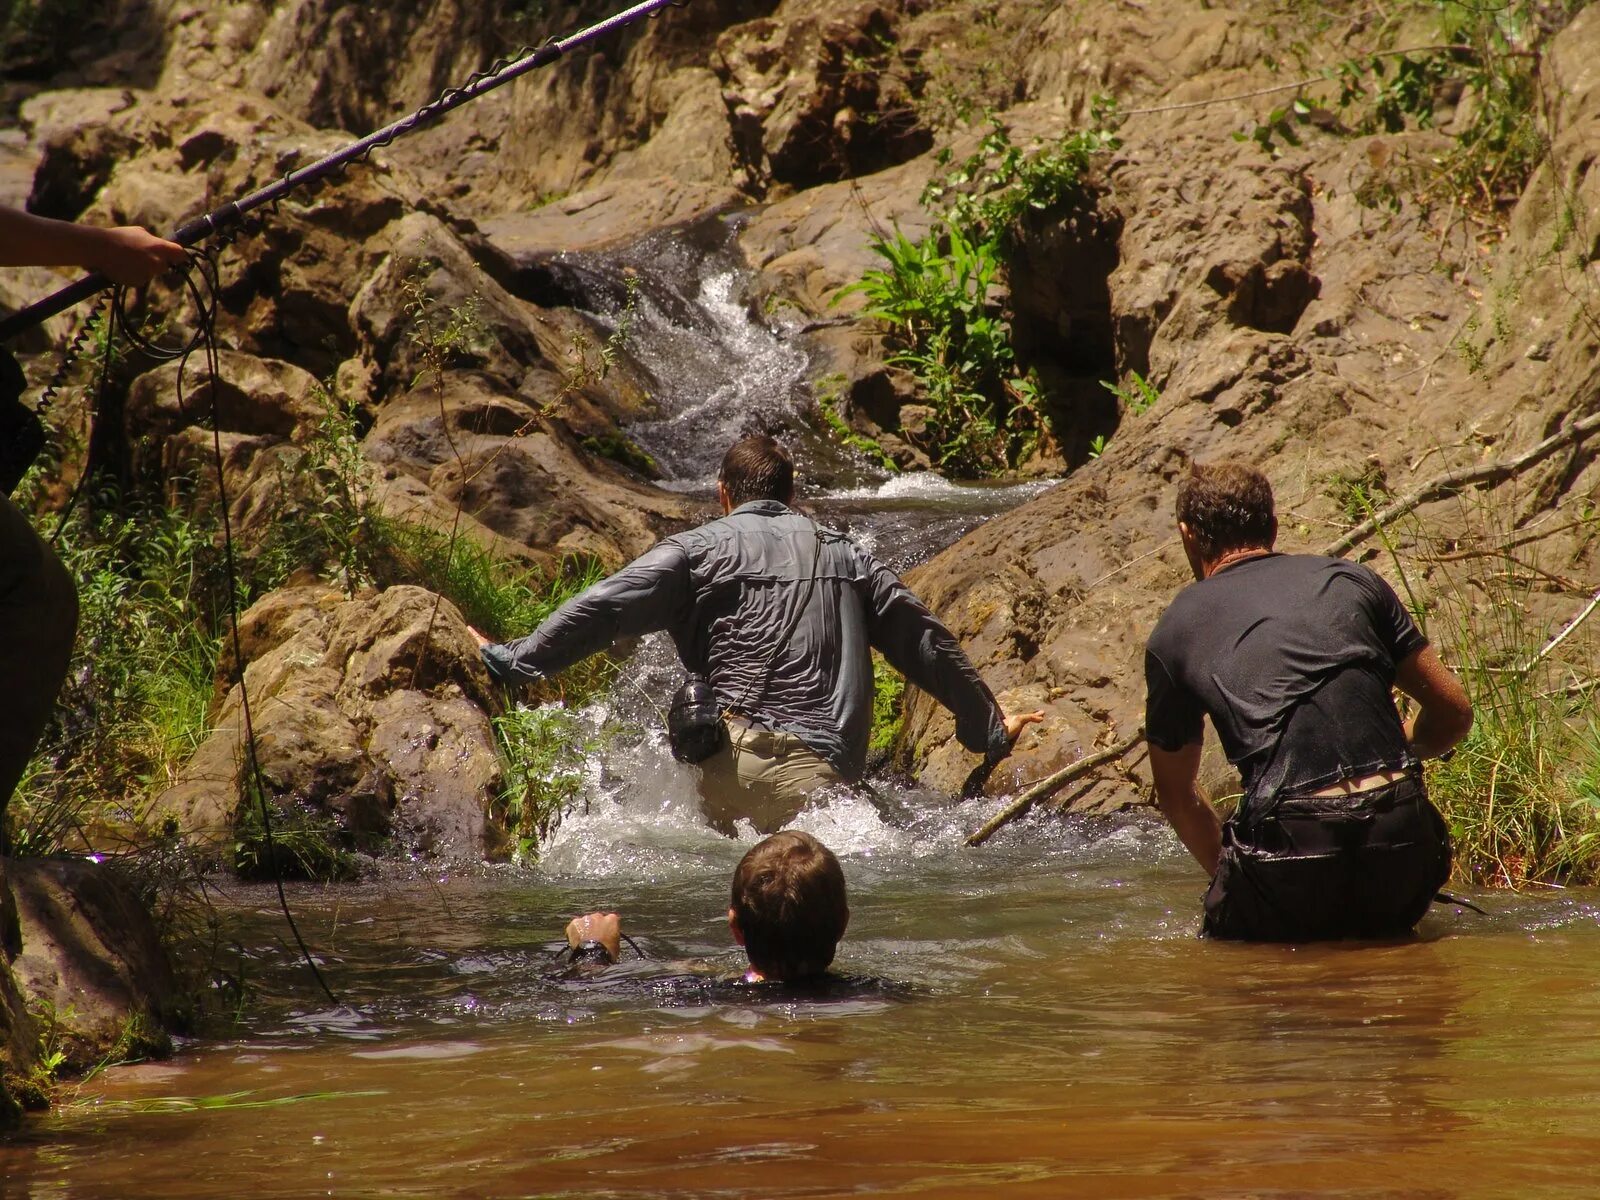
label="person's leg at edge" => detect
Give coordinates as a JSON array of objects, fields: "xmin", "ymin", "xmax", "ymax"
[{"xmin": 0, "ymin": 494, "xmax": 78, "ymax": 852}]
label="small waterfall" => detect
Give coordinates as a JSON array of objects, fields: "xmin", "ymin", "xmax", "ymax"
[{"xmin": 538, "ymin": 219, "xmax": 864, "ymax": 489}]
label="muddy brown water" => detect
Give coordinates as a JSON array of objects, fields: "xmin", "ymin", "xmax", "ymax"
[{"xmin": 5, "ymin": 802, "xmax": 1600, "ymax": 1199}]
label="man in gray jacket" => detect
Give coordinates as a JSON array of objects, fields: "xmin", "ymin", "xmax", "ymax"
[{"xmin": 476, "ymin": 436, "xmax": 1041, "ymax": 834}]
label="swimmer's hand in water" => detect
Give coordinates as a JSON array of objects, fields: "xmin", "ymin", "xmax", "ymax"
[
  {"xmin": 566, "ymin": 912, "xmax": 622, "ymax": 963},
  {"xmin": 1002, "ymin": 708, "xmax": 1046, "ymax": 743}
]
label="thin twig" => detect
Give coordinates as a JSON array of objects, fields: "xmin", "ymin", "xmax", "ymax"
[
  {"xmin": 966, "ymin": 728, "xmax": 1146, "ymax": 846},
  {"xmin": 1521, "ymin": 586, "xmax": 1600, "ymax": 673},
  {"xmin": 1321, "ymin": 410, "xmax": 1600, "ymax": 557}
]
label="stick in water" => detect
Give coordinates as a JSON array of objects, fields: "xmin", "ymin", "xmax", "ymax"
[{"xmin": 966, "ymin": 727, "xmax": 1147, "ymax": 847}]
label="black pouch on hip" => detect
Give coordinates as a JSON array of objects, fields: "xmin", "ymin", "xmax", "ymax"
[{"xmin": 668, "ymin": 674, "xmax": 725, "ymax": 763}]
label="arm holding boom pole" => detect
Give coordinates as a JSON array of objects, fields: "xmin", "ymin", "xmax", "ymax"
[{"xmin": 0, "ymin": 206, "xmax": 186, "ymax": 287}]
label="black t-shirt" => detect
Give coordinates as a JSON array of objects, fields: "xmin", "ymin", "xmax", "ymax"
[{"xmin": 1144, "ymin": 553, "xmax": 1427, "ymax": 801}]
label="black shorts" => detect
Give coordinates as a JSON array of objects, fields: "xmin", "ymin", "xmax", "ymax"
[{"xmin": 1202, "ymin": 774, "xmax": 1451, "ymax": 942}]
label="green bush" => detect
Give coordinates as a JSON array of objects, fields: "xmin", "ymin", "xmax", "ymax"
[
  {"xmin": 869, "ymin": 655, "xmax": 905, "ymax": 758},
  {"xmin": 491, "ymin": 706, "xmax": 598, "ymax": 862},
  {"xmin": 836, "ymin": 121, "xmax": 1115, "ymax": 476}
]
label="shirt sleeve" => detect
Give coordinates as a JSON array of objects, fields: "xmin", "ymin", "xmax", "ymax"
[
  {"xmin": 854, "ymin": 550, "xmax": 1009, "ymax": 759},
  {"xmin": 1144, "ymin": 642, "xmax": 1205, "ymax": 752},
  {"xmin": 480, "ymin": 539, "xmax": 693, "ymax": 685},
  {"xmin": 1359, "ymin": 565, "xmax": 1428, "ymax": 665}
]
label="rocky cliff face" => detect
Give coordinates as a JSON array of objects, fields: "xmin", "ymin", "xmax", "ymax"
[{"xmin": 4, "ymin": 1, "xmax": 1599, "ymax": 857}]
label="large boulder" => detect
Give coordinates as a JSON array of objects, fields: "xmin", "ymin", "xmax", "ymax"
[{"xmin": 151, "ymin": 583, "xmax": 509, "ymax": 867}]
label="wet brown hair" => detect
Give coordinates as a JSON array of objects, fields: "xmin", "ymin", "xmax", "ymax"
[
  {"xmin": 1176, "ymin": 460, "xmax": 1277, "ymax": 561},
  {"xmin": 719, "ymin": 435, "xmax": 794, "ymax": 507},
  {"xmin": 730, "ymin": 831, "xmax": 848, "ymax": 981}
]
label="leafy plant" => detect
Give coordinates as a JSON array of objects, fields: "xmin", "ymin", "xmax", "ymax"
[
  {"xmin": 1101, "ymin": 371, "xmax": 1160, "ymax": 417},
  {"xmin": 7, "ymin": 499, "xmax": 226, "ymax": 856},
  {"xmin": 838, "ymin": 119, "xmax": 1116, "ymax": 476},
  {"xmin": 869, "ymin": 655, "xmax": 905, "ymax": 758},
  {"xmin": 492, "ymin": 705, "xmax": 597, "ymax": 861},
  {"xmin": 923, "ymin": 118, "xmax": 1116, "ymax": 247}
]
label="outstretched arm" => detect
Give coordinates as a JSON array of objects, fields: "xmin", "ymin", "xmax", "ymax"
[
  {"xmin": 857, "ymin": 555, "xmax": 1015, "ymax": 759},
  {"xmin": 1149, "ymin": 740, "xmax": 1222, "ymax": 876},
  {"xmin": 1394, "ymin": 645, "xmax": 1473, "ymax": 760},
  {"xmin": 480, "ymin": 540, "xmax": 691, "ymax": 685},
  {"xmin": 0, "ymin": 206, "xmax": 186, "ymax": 286},
  {"xmin": 566, "ymin": 912, "xmax": 622, "ymax": 964}
]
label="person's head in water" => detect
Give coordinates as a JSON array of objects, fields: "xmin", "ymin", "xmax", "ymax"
[
  {"xmin": 728, "ymin": 830, "xmax": 849, "ymax": 982},
  {"xmin": 718, "ymin": 435, "xmax": 794, "ymax": 512},
  {"xmin": 1175, "ymin": 460, "xmax": 1278, "ymax": 580}
]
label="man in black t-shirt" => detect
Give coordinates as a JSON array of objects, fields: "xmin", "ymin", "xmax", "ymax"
[{"xmin": 1144, "ymin": 461, "xmax": 1474, "ymax": 941}]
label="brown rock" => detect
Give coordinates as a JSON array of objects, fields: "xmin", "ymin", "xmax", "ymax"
[
  {"xmin": 715, "ymin": 1, "xmax": 930, "ymax": 192},
  {"xmin": 366, "ymin": 690, "xmax": 506, "ymax": 861},
  {"xmin": 363, "ymin": 371, "xmax": 690, "ymax": 568},
  {"xmin": 478, "ymin": 178, "xmax": 743, "ymax": 264},
  {"xmin": 151, "ymin": 583, "xmax": 508, "ymax": 867},
  {"xmin": 7, "ymin": 859, "xmax": 178, "ymax": 1071}
]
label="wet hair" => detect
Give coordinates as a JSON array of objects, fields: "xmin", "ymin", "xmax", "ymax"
[
  {"xmin": 730, "ymin": 831, "xmax": 848, "ymax": 982},
  {"xmin": 719, "ymin": 435, "xmax": 794, "ymax": 507},
  {"xmin": 1176, "ymin": 460, "xmax": 1278, "ymax": 561}
]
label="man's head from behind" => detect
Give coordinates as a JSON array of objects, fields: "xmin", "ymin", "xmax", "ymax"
[
  {"xmin": 728, "ymin": 831, "xmax": 848, "ymax": 982},
  {"xmin": 1175, "ymin": 460, "xmax": 1277, "ymax": 578},
  {"xmin": 718, "ymin": 435, "xmax": 794, "ymax": 510}
]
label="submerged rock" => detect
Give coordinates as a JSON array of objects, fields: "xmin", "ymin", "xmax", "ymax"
[{"xmin": 6, "ymin": 859, "xmax": 178, "ymax": 1071}]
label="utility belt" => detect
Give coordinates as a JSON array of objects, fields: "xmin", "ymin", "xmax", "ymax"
[
  {"xmin": 1235, "ymin": 768, "xmax": 1424, "ymax": 837},
  {"xmin": 1227, "ymin": 769, "xmax": 1440, "ymax": 865}
]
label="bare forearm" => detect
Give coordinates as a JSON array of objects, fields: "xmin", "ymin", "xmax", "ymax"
[
  {"xmin": 1405, "ymin": 705, "xmax": 1471, "ymax": 760},
  {"xmin": 1395, "ymin": 646, "xmax": 1473, "ymax": 760},
  {"xmin": 1158, "ymin": 787, "xmax": 1222, "ymax": 876},
  {"xmin": 0, "ymin": 206, "xmax": 186, "ymax": 285},
  {"xmin": 0, "ymin": 208, "xmax": 106, "ymax": 267}
]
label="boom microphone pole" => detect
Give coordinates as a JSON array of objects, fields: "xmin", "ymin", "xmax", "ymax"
[{"xmin": 0, "ymin": 0, "xmax": 688, "ymax": 343}]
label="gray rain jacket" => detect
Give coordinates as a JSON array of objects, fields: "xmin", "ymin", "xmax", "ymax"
[{"xmin": 481, "ymin": 500, "xmax": 1009, "ymax": 781}]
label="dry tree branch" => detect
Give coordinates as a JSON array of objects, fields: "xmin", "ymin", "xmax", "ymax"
[
  {"xmin": 966, "ymin": 728, "xmax": 1146, "ymax": 846},
  {"xmin": 1321, "ymin": 410, "xmax": 1600, "ymax": 557}
]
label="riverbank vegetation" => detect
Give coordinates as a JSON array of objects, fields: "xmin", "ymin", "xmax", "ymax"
[
  {"xmin": 1352, "ymin": 484, "xmax": 1600, "ymax": 887},
  {"xmin": 5, "ymin": 357, "xmax": 604, "ymax": 874}
]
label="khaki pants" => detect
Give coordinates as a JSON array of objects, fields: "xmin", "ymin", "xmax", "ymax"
[{"xmin": 697, "ymin": 721, "xmax": 843, "ymax": 836}]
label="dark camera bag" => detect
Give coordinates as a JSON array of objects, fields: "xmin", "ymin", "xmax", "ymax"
[{"xmin": 667, "ymin": 673, "xmax": 726, "ymax": 763}]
